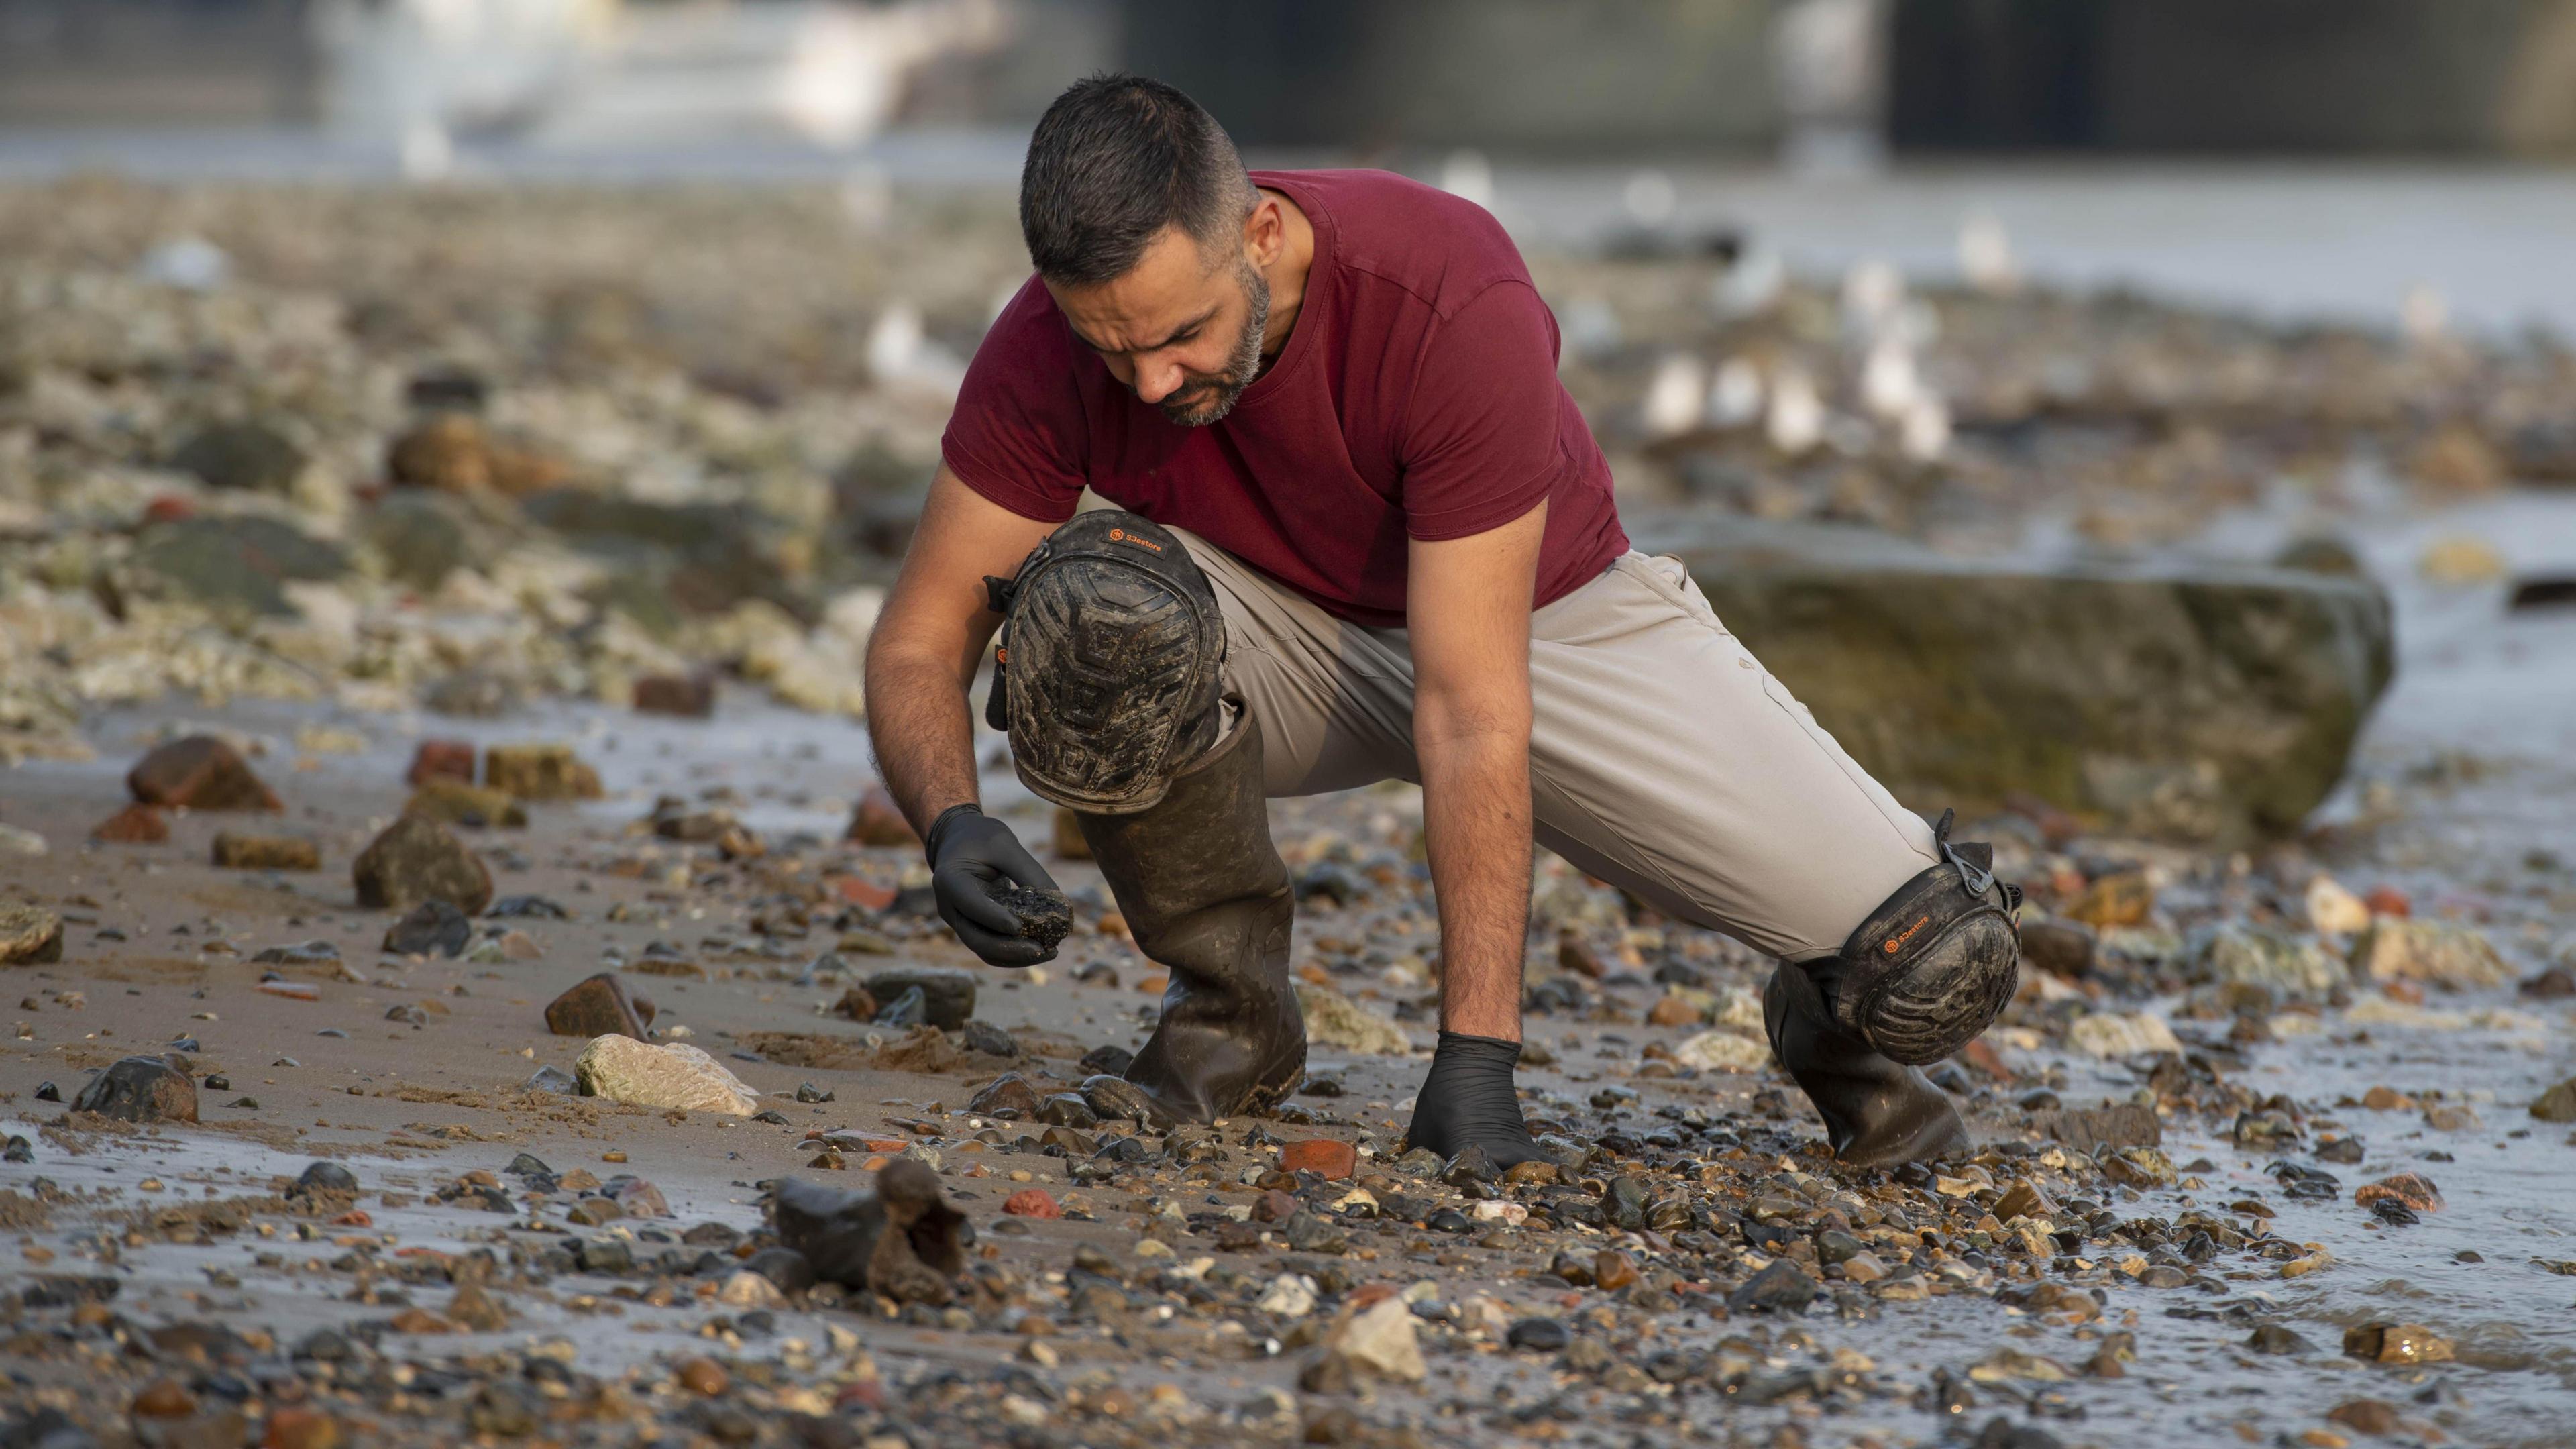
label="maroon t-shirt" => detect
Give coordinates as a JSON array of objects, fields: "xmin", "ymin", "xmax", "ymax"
[{"xmin": 941, "ymin": 168, "xmax": 1628, "ymax": 628}]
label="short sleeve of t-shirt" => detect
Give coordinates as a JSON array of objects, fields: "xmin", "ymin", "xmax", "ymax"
[
  {"xmin": 1397, "ymin": 279, "xmax": 1568, "ymax": 541},
  {"xmin": 941, "ymin": 282, "xmax": 1089, "ymax": 523}
]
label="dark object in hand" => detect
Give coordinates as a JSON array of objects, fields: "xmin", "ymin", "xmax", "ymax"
[{"xmin": 993, "ymin": 885, "xmax": 1072, "ymax": 951}]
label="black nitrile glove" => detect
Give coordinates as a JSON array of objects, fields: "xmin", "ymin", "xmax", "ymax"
[
  {"xmin": 925, "ymin": 804, "xmax": 1065, "ymax": 967},
  {"xmin": 1401, "ymin": 1031, "xmax": 1544, "ymax": 1167}
]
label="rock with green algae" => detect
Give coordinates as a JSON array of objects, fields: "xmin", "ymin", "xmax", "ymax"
[{"xmin": 1684, "ymin": 529, "xmax": 2392, "ymax": 845}]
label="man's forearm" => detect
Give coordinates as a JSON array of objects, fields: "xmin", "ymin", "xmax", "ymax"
[
  {"xmin": 862, "ymin": 645, "xmax": 986, "ymax": 839},
  {"xmin": 1417, "ymin": 722, "xmax": 1532, "ymax": 1042}
]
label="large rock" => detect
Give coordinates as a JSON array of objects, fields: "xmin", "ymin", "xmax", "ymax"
[
  {"xmin": 169, "ymin": 418, "xmax": 305, "ymax": 495},
  {"xmin": 574, "ymin": 1036, "xmax": 759, "ymax": 1116},
  {"xmin": 353, "ymin": 815, "xmax": 493, "ymax": 914},
  {"xmin": 125, "ymin": 515, "xmax": 350, "ymax": 622},
  {"xmin": 129, "ymin": 736, "xmax": 280, "ymax": 812},
  {"xmin": 72, "ymin": 1057, "xmax": 197, "ymax": 1123},
  {"xmin": 523, "ymin": 488, "xmax": 810, "ymax": 620},
  {"xmin": 1678, "ymin": 527, "xmax": 2394, "ymax": 843},
  {"xmin": 362, "ymin": 493, "xmax": 474, "ymax": 593}
]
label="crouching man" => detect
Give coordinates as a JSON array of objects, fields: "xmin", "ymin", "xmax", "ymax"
[{"xmin": 861, "ymin": 74, "xmax": 2020, "ymax": 1167}]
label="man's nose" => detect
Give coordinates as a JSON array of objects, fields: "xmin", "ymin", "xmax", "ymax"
[{"xmin": 1132, "ymin": 358, "xmax": 1185, "ymax": 405}]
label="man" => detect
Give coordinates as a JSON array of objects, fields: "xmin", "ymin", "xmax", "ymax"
[{"xmin": 862, "ymin": 74, "xmax": 2021, "ymax": 1167}]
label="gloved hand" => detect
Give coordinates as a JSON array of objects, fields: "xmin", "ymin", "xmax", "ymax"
[
  {"xmin": 1401, "ymin": 1031, "xmax": 1545, "ymax": 1167},
  {"xmin": 924, "ymin": 803, "xmax": 1064, "ymax": 967}
]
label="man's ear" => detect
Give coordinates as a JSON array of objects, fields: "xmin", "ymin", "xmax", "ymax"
[{"xmin": 1243, "ymin": 193, "xmax": 1284, "ymax": 270}]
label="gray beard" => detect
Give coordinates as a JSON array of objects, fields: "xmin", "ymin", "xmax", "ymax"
[{"xmin": 1160, "ymin": 262, "xmax": 1271, "ymax": 427}]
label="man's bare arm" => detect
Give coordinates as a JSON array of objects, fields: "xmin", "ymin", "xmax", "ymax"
[
  {"xmin": 861, "ymin": 464, "xmax": 1058, "ymax": 837},
  {"xmin": 1407, "ymin": 499, "xmax": 1547, "ymax": 1042}
]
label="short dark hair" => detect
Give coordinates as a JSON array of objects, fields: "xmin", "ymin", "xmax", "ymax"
[{"xmin": 1020, "ymin": 73, "xmax": 1254, "ymax": 285}]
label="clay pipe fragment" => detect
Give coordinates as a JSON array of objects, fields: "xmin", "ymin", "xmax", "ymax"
[{"xmin": 770, "ymin": 1157, "xmax": 969, "ymax": 1305}]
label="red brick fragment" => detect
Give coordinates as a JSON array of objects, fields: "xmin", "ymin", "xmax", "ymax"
[
  {"xmin": 1280, "ymin": 1138, "xmax": 1358, "ymax": 1179},
  {"xmin": 1002, "ymin": 1189, "xmax": 1062, "ymax": 1219},
  {"xmin": 405, "ymin": 739, "xmax": 478, "ymax": 788}
]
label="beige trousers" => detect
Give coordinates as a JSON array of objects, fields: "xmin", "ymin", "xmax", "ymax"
[{"xmin": 1174, "ymin": 531, "xmax": 1940, "ymax": 962}]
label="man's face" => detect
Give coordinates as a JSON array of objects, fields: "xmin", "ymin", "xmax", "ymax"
[{"xmin": 1044, "ymin": 225, "xmax": 1269, "ymax": 427}]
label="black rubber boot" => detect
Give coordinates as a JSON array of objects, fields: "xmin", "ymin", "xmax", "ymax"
[
  {"xmin": 1764, "ymin": 964, "xmax": 1968, "ymax": 1168},
  {"xmin": 1077, "ymin": 712, "xmax": 1305, "ymax": 1122}
]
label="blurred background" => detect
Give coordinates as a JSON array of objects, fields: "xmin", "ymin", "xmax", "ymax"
[{"xmin": 1, "ymin": 0, "xmax": 2571, "ymax": 843}]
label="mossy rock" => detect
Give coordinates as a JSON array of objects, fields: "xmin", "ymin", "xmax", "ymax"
[{"xmin": 1682, "ymin": 532, "xmax": 2392, "ymax": 845}]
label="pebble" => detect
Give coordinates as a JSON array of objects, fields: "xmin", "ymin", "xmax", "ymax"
[
  {"xmin": 353, "ymin": 814, "xmax": 494, "ymax": 915},
  {"xmin": 845, "ymin": 786, "xmax": 920, "ymax": 847},
  {"xmin": 0, "ymin": 903, "xmax": 65, "ymax": 965},
  {"xmin": 545, "ymin": 973, "xmax": 651, "ymax": 1039},
  {"xmin": 209, "ymin": 830, "xmax": 319, "ymax": 876},
  {"xmin": 382, "ymin": 899, "xmax": 472, "ymax": 957},
  {"xmin": 2353, "ymin": 919, "xmax": 2513, "ymax": 988},
  {"xmin": 771, "ymin": 1159, "xmax": 967, "ymax": 1305},
  {"xmin": 2068, "ymin": 1011, "xmax": 2183, "ymax": 1058},
  {"xmin": 676, "ymin": 1357, "xmax": 729, "ymax": 1397},
  {"xmin": 2354, "ymin": 1172, "xmax": 2444, "ymax": 1213},
  {"xmin": 2343, "ymin": 1322, "xmax": 2455, "ymax": 1364},
  {"xmin": 128, "ymin": 735, "xmax": 280, "ymax": 811},
  {"xmin": 863, "ymin": 965, "xmax": 976, "ymax": 1029},
  {"xmin": 405, "ymin": 778, "xmax": 529, "ymax": 829},
  {"xmin": 482, "ymin": 743, "xmax": 604, "ymax": 801},
  {"xmin": 2532, "ymin": 1075, "xmax": 2576, "ymax": 1123},
  {"xmin": 89, "ymin": 804, "xmax": 170, "ymax": 843},
  {"xmin": 1293, "ymin": 981, "xmax": 1413, "ymax": 1055},
  {"xmin": 1322, "ymin": 1295, "xmax": 1426, "ymax": 1382},
  {"xmin": 1002, "ymin": 1189, "xmax": 1061, "ymax": 1218},
  {"xmin": 1674, "ymin": 1028, "xmax": 1771, "ymax": 1071},
  {"xmin": 406, "ymin": 740, "xmax": 478, "ymax": 786},
  {"xmin": 131, "ymin": 1379, "xmax": 196, "ymax": 1417},
  {"xmin": 1281, "ymin": 1137, "xmax": 1358, "ymax": 1178},
  {"xmin": 70, "ymin": 1056, "xmax": 198, "ymax": 1123}
]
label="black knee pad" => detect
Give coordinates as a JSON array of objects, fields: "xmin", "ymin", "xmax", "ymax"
[
  {"xmin": 983, "ymin": 511, "xmax": 1225, "ymax": 814},
  {"xmin": 1784, "ymin": 810, "xmax": 2023, "ymax": 1065}
]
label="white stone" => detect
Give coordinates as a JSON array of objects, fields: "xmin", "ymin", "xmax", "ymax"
[
  {"xmin": 1675, "ymin": 1028, "xmax": 1771, "ymax": 1072},
  {"xmin": 2066, "ymin": 1012, "xmax": 2182, "ymax": 1058},
  {"xmin": 1295, "ymin": 982, "xmax": 1415, "ymax": 1057},
  {"xmin": 717, "ymin": 1271, "xmax": 786, "ymax": 1308},
  {"xmin": 1254, "ymin": 1273, "xmax": 1318, "ymax": 1319},
  {"xmin": 1327, "ymin": 1296, "xmax": 1426, "ymax": 1382},
  {"xmin": 2304, "ymin": 875, "xmax": 2371, "ymax": 934},
  {"xmin": 574, "ymin": 1035, "xmax": 760, "ymax": 1116},
  {"xmin": 2194, "ymin": 925, "xmax": 2345, "ymax": 999},
  {"xmin": 0, "ymin": 824, "xmax": 48, "ymax": 856},
  {"xmin": 2353, "ymin": 920, "xmax": 2514, "ymax": 989},
  {"xmin": 1712, "ymin": 987, "xmax": 1768, "ymax": 1033}
]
